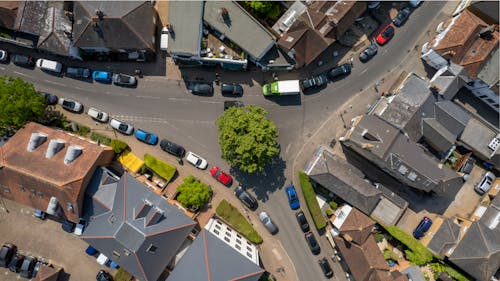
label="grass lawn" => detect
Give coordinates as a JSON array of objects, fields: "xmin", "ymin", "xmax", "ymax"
[{"xmin": 216, "ymin": 199, "xmax": 263, "ymax": 244}]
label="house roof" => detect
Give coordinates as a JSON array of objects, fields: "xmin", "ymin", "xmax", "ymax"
[
  {"xmin": 478, "ymin": 47, "xmax": 499, "ymax": 87},
  {"xmin": 167, "ymin": 1, "xmax": 203, "ymax": 56},
  {"xmin": 73, "ymin": 1, "xmax": 155, "ymax": 50},
  {"xmin": 422, "ymin": 118, "xmax": 456, "ymax": 153},
  {"xmin": 168, "ymin": 230, "xmax": 264, "ymax": 281},
  {"xmin": 84, "ymin": 167, "xmax": 120, "ymax": 218},
  {"xmin": 434, "ymin": 101, "xmax": 470, "ymax": 136},
  {"xmin": 12, "ymin": 1, "xmax": 46, "ymax": 34},
  {"xmin": 0, "ymin": 1, "xmax": 20, "ymax": 29},
  {"xmin": 35, "ymin": 265, "xmax": 62, "ymax": 281},
  {"xmin": 427, "ymin": 218, "xmax": 461, "ymax": 258},
  {"xmin": 435, "ymin": 10, "xmax": 485, "ymax": 52},
  {"xmin": 203, "ymin": 1, "xmax": 275, "ymax": 61},
  {"xmin": 460, "ymin": 30, "xmax": 499, "ymax": 79},
  {"xmin": 402, "ymin": 266, "xmax": 426, "ymax": 281},
  {"xmin": 479, "ymin": 194, "xmax": 500, "ymax": 232},
  {"xmin": 460, "ymin": 117, "xmax": 499, "ymax": 160},
  {"xmin": 82, "ymin": 173, "xmax": 196, "ymax": 281},
  {"xmin": 337, "ymin": 206, "xmax": 376, "ymax": 245}
]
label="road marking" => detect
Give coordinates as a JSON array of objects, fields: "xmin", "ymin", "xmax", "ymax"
[
  {"xmin": 187, "ymin": 135, "xmax": 208, "ymax": 149},
  {"xmin": 358, "ymin": 68, "xmax": 369, "ymax": 76},
  {"xmin": 199, "ymin": 100, "xmax": 222, "ymax": 104},
  {"xmin": 105, "ymin": 92, "xmax": 129, "ymax": 97},
  {"xmin": 168, "ymin": 97, "xmax": 192, "ymax": 102},
  {"xmin": 44, "ymin": 79, "xmax": 66, "ymax": 87},
  {"xmin": 14, "ymin": 71, "xmax": 29, "ymax": 77},
  {"xmin": 285, "ymin": 143, "xmax": 291, "ymax": 154},
  {"xmin": 136, "ymin": 95, "xmax": 161, "ymax": 99}
]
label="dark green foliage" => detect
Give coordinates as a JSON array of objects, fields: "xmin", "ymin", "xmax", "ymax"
[
  {"xmin": 90, "ymin": 133, "xmax": 112, "ymax": 145},
  {"xmin": 110, "ymin": 139, "xmax": 128, "ymax": 154},
  {"xmin": 298, "ymin": 171, "xmax": 327, "ymax": 230},
  {"xmin": 177, "ymin": 176, "xmax": 212, "ymax": 209}
]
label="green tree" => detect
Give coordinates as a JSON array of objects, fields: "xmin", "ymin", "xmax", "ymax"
[
  {"xmin": 216, "ymin": 105, "xmax": 279, "ymax": 174},
  {"xmin": 0, "ymin": 76, "xmax": 45, "ymax": 134},
  {"xmin": 244, "ymin": 1, "xmax": 282, "ymax": 21},
  {"xmin": 176, "ymin": 176, "xmax": 213, "ymax": 209}
]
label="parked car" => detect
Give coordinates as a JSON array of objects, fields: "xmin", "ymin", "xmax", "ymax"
[
  {"xmin": 110, "ymin": 118, "xmax": 134, "ymax": 135},
  {"xmin": 327, "ymin": 63, "xmax": 352, "ymax": 80},
  {"xmin": 8, "ymin": 254, "xmax": 24, "ymax": 273},
  {"xmin": 0, "ymin": 243, "xmax": 17, "ymax": 267},
  {"xmin": 92, "ymin": 70, "xmax": 113, "ymax": 83},
  {"xmin": 160, "ymin": 139, "xmax": 185, "ymax": 157},
  {"xmin": 32, "ymin": 259, "xmax": 48, "ymax": 278},
  {"xmin": 367, "ymin": 1, "xmax": 380, "ymax": 9},
  {"xmin": 475, "ymin": 171, "xmax": 496, "ymax": 195},
  {"xmin": 413, "ymin": 217, "xmax": 432, "ymax": 239},
  {"xmin": 359, "ymin": 43, "xmax": 378, "ymax": 62},
  {"xmin": 221, "ymin": 83, "xmax": 244, "ymax": 95},
  {"xmin": 259, "ymin": 211, "xmax": 278, "ymax": 234},
  {"xmin": 210, "ymin": 166, "xmax": 233, "ymax": 186},
  {"xmin": 112, "ymin": 73, "xmax": 137, "ymax": 87},
  {"xmin": 20, "ymin": 256, "xmax": 37, "ymax": 278},
  {"xmin": 85, "ymin": 245, "xmax": 98, "ymax": 256},
  {"xmin": 74, "ymin": 218, "xmax": 87, "ymax": 236},
  {"xmin": 301, "ymin": 74, "xmax": 328, "ymax": 90},
  {"xmin": 285, "ymin": 185, "xmax": 300, "ymax": 210},
  {"xmin": 96, "ymin": 270, "xmax": 114, "ymax": 281},
  {"xmin": 295, "ymin": 211, "xmax": 310, "ymax": 232},
  {"xmin": 36, "ymin": 58, "xmax": 63, "ymax": 73},
  {"xmin": 12, "ymin": 54, "xmax": 35, "ymax": 68},
  {"xmin": 0, "ymin": 50, "xmax": 7, "ymax": 62},
  {"xmin": 66, "ymin": 66, "xmax": 91, "ymax": 79},
  {"xmin": 376, "ymin": 24, "xmax": 395, "ymax": 45},
  {"xmin": 393, "ymin": 7, "xmax": 411, "ymax": 27},
  {"xmin": 305, "ymin": 231, "xmax": 321, "ymax": 255},
  {"xmin": 224, "ymin": 100, "xmax": 244, "ymax": 111},
  {"xmin": 58, "ymin": 97, "xmax": 83, "ymax": 113},
  {"xmin": 87, "ymin": 107, "xmax": 109, "ymax": 123},
  {"xmin": 409, "ymin": 0, "xmax": 422, "ymax": 8},
  {"xmin": 135, "ymin": 128, "xmax": 158, "ymax": 145},
  {"xmin": 61, "ymin": 219, "xmax": 76, "ymax": 233},
  {"xmin": 186, "ymin": 151, "xmax": 208, "ymax": 169},
  {"xmin": 191, "ymin": 83, "xmax": 213, "ymax": 95},
  {"xmin": 235, "ymin": 186, "xmax": 258, "ymax": 209},
  {"xmin": 318, "ymin": 257, "xmax": 334, "ymax": 278},
  {"xmin": 33, "ymin": 209, "xmax": 47, "ymax": 220},
  {"xmin": 39, "ymin": 92, "xmax": 59, "ymax": 105}
]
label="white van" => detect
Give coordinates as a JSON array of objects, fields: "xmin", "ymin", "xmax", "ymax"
[
  {"xmin": 36, "ymin": 58, "xmax": 63, "ymax": 73},
  {"xmin": 160, "ymin": 26, "xmax": 169, "ymax": 51}
]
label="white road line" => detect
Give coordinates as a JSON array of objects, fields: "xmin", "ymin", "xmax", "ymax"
[
  {"xmin": 199, "ymin": 100, "xmax": 222, "ymax": 104},
  {"xmin": 285, "ymin": 143, "xmax": 291, "ymax": 154},
  {"xmin": 136, "ymin": 95, "xmax": 161, "ymax": 99},
  {"xmin": 14, "ymin": 71, "xmax": 29, "ymax": 77},
  {"xmin": 168, "ymin": 97, "xmax": 192, "ymax": 102},
  {"xmin": 357, "ymin": 68, "xmax": 369, "ymax": 76},
  {"xmin": 187, "ymin": 135, "xmax": 208, "ymax": 149},
  {"xmin": 44, "ymin": 79, "xmax": 66, "ymax": 87},
  {"xmin": 105, "ymin": 92, "xmax": 129, "ymax": 97}
]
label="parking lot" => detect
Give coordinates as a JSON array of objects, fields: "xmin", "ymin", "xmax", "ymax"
[{"xmin": 0, "ymin": 198, "xmax": 111, "ymax": 281}]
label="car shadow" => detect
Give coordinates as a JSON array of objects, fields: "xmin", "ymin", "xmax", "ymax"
[
  {"xmin": 301, "ymin": 83, "xmax": 328, "ymax": 96},
  {"xmin": 264, "ymin": 94, "xmax": 302, "ymax": 106}
]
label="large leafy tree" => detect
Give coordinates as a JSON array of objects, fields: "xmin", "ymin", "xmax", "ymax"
[
  {"xmin": 216, "ymin": 105, "xmax": 279, "ymax": 174},
  {"xmin": 176, "ymin": 176, "xmax": 213, "ymax": 209},
  {"xmin": 0, "ymin": 76, "xmax": 45, "ymax": 134}
]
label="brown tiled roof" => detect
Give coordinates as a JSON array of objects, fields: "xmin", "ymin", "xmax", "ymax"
[
  {"xmin": 35, "ymin": 265, "xmax": 62, "ymax": 281},
  {"xmin": 460, "ymin": 30, "xmax": 499, "ymax": 79},
  {"xmin": 327, "ymin": 1, "xmax": 356, "ymax": 24},
  {"xmin": 0, "ymin": 1, "xmax": 20, "ymax": 29},
  {"xmin": 435, "ymin": 10, "xmax": 485, "ymax": 51},
  {"xmin": 339, "ymin": 207, "xmax": 376, "ymax": 245}
]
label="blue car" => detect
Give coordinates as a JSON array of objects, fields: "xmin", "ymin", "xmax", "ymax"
[
  {"xmin": 92, "ymin": 70, "xmax": 112, "ymax": 83},
  {"xmin": 413, "ymin": 217, "xmax": 432, "ymax": 239},
  {"xmin": 285, "ymin": 185, "xmax": 300, "ymax": 210},
  {"xmin": 135, "ymin": 129, "xmax": 158, "ymax": 145}
]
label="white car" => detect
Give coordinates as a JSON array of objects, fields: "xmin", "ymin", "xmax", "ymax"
[
  {"xmin": 58, "ymin": 97, "xmax": 83, "ymax": 113},
  {"xmin": 110, "ymin": 118, "xmax": 134, "ymax": 135},
  {"xmin": 87, "ymin": 107, "xmax": 109, "ymax": 123},
  {"xmin": 74, "ymin": 218, "xmax": 86, "ymax": 236},
  {"xmin": 0, "ymin": 50, "xmax": 7, "ymax": 62},
  {"xmin": 186, "ymin": 151, "xmax": 208, "ymax": 169}
]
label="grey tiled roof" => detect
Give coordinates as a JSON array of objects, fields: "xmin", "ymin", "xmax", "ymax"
[
  {"xmin": 434, "ymin": 101, "xmax": 470, "ymax": 136},
  {"xmin": 460, "ymin": 118, "xmax": 499, "ymax": 160},
  {"xmin": 167, "ymin": 1, "xmax": 204, "ymax": 55},
  {"xmin": 427, "ymin": 218, "xmax": 461, "ymax": 258},
  {"xmin": 422, "ymin": 118, "xmax": 456, "ymax": 153}
]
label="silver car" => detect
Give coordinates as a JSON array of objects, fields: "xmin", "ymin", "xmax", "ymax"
[
  {"xmin": 87, "ymin": 107, "xmax": 109, "ymax": 123},
  {"xmin": 110, "ymin": 118, "xmax": 134, "ymax": 135},
  {"xmin": 475, "ymin": 171, "xmax": 496, "ymax": 195},
  {"xmin": 259, "ymin": 211, "xmax": 278, "ymax": 234}
]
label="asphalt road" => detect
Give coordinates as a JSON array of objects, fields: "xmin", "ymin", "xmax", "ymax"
[{"xmin": 0, "ymin": 2, "xmax": 446, "ymax": 280}]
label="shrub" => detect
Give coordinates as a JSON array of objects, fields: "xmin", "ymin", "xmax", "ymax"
[
  {"xmin": 374, "ymin": 233, "xmax": 385, "ymax": 243},
  {"xmin": 144, "ymin": 154, "xmax": 177, "ymax": 182},
  {"xmin": 114, "ymin": 268, "xmax": 133, "ymax": 281},
  {"xmin": 383, "ymin": 249, "xmax": 399, "ymax": 261},
  {"xmin": 329, "ymin": 201, "xmax": 338, "ymax": 209},
  {"xmin": 326, "ymin": 208, "xmax": 333, "ymax": 217},
  {"xmin": 382, "ymin": 225, "xmax": 434, "ymax": 265},
  {"xmin": 77, "ymin": 124, "xmax": 90, "ymax": 136},
  {"xmin": 298, "ymin": 171, "xmax": 327, "ymax": 230},
  {"xmin": 176, "ymin": 175, "xmax": 212, "ymax": 209},
  {"xmin": 111, "ymin": 139, "xmax": 128, "ymax": 154},
  {"xmin": 216, "ymin": 199, "xmax": 263, "ymax": 244},
  {"xmin": 430, "ymin": 263, "xmax": 470, "ymax": 281},
  {"xmin": 90, "ymin": 132, "xmax": 112, "ymax": 145}
]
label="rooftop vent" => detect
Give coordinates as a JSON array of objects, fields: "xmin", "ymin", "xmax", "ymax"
[
  {"xmin": 145, "ymin": 207, "xmax": 164, "ymax": 227},
  {"xmin": 27, "ymin": 132, "xmax": 48, "ymax": 152},
  {"xmin": 45, "ymin": 139, "xmax": 66, "ymax": 158},
  {"xmin": 64, "ymin": 145, "xmax": 83, "ymax": 164},
  {"xmin": 479, "ymin": 25, "xmax": 494, "ymax": 40},
  {"xmin": 488, "ymin": 135, "xmax": 500, "ymax": 152}
]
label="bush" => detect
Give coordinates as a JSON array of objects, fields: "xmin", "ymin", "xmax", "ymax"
[
  {"xmin": 326, "ymin": 208, "xmax": 334, "ymax": 217},
  {"xmin": 176, "ymin": 175, "xmax": 212, "ymax": 209},
  {"xmin": 114, "ymin": 268, "xmax": 133, "ymax": 281},
  {"xmin": 144, "ymin": 154, "xmax": 177, "ymax": 182},
  {"xmin": 298, "ymin": 171, "xmax": 327, "ymax": 230},
  {"xmin": 383, "ymin": 249, "xmax": 399, "ymax": 261},
  {"xmin": 90, "ymin": 132, "xmax": 112, "ymax": 145},
  {"xmin": 374, "ymin": 233, "xmax": 385, "ymax": 243},
  {"xmin": 329, "ymin": 201, "xmax": 338, "ymax": 209},
  {"xmin": 430, "ymin": 263, "xmax": 470, "ymax": 281},
  {"xmin": 77, "ymin": 124, "xmax": 90, "ymax": 136},
  {"xmin": 111, "ymin": 139, "xmax": 128, "ymax": 154},
  {"xmin": 216, "ymin": 199, "xmax": 263, "ymax": 244},
  {"xmin": 382, "ymin": 225, "xmax": 434, "ymax": 265}
]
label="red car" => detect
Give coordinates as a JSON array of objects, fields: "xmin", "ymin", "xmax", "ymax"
[
  {"xmin": 210, "ymin": 166, "xmax": 233, "ymax": 186},
  {"xmin": 376, "ymin": 24, "xmax": 395, "ymax": 45}
]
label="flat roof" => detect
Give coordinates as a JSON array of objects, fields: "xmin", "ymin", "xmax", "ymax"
[{"xmin": 168, "ymin": 1, "xmax": 204, "ymax": 55}]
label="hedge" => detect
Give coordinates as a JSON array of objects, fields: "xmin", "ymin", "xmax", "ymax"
[
  {"xmin": 90, "ymin": 132, "xmax": 112, "ymax": 145},
  {"xmin": 114, "ymin": 268, "xmax": 133, "ymax": 281},
  {"xmin": 144, "ymin": 153, "xmax": 176, "ymax": 182},
  {"xmin": 383, "ymin": 225, "xmax": 434, "ymax": 265},
  {"xmin": 430, "ymin": 262, "xmax": 471, "ymax": 281},
  {"xmin": 77, "ymin": 124, "xmax": 90, "ymax": 136},
  {"xmin": 216, "ymin": 199, "xmax": 263, "ymax": 244},
  {"xmin": 111, "ymin": 139, "xmax": 128, "ymax": 154},
  {"xmin": 298, "ymin": 171, "xmax": 327, "ymax": 230}
]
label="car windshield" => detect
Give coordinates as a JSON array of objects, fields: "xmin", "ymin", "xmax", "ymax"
[
  {"xmin": 118, "ymin": 124, "xmax": 128, "ymax": 131},
  {"xmin": 63, "ymin": 100, "xmax": 74, "ymax": 108},
  {"xmin": 144, "ymin": 134, "xmax": 151, "ymax": 141},
  {"xmin": 97, "ymin": 112, "xmax": 103, "ymax": 119},
  {"xmin": 383, "ymin": 27, "xmax": 394, "ymax": 37},
  {"xmin": 196, "ymin": 159, "xmax": 202, "ymax": 166}
]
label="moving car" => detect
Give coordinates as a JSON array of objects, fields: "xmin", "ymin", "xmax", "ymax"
[
  {"xmin": 285, "ymin": 185, "xmax": 300, "ymax": 210},
  {"xmin": 61, "ymin": 219, "xmax": 76, "ymax": 233},
  {"xmin": 376, "ymin": 24, "xmax": 395, "ymax": 45},
  {"xmin": 74, "ymin": 218, "xmax": 87, "ymax": 236},
  {"xmin": 210, "ymin": 166, "xmax": 233, "ymax": 186},
  {"xmin": 221, "ymin": 83, "xmax": 244, "ymax": 95},
  {"xmin": 66, "ymin": 66, "xmax": 91, "ymax": 79},
  {"xmin": 295, "ymin": 211, "xmax": 310, "ymax": 232},
  {"xmin": 12, "ymin": 54, "xmax": 35, "ymax": 68},
  {"xmin": 318, "ymin": 257, "xmax": 334, "ymax": 278},
  {"xmin": 191, "ymin": 83, "xmax": 213, "ymax": 95},
  {"xmin": 475, "ymin": 171, "xmax": 496, "ymax": 195},
  {"xmin": 393, "ymin": 7, "xmax": 411, "ymax": 27},
  {"xmin": 259, "ymin": 211, "xmax": 278, "ymax": 234},
  {"xmin": 413, "ymin": 217, "xmax": 432, "ymax": 239},
  {"xmin": 87, "ymin": 107, "xmax": 109, "ymax": 123},
  {"xmin": 327, "ymin": 63, "xmax": 352, "ymax": 80},
  {"xmin": 235, "ymin": 186, "xmax": 258, "ymax": 209},
  {"xmin": 110, "ymin": 118, "xmax": 134, "ymax": 135},
  {"xmin": 305, "ymin": 231, "xmax": 321, "ymax": 255},
  {"xmin": 8, "ymin": 254, "xmax": 24, "ymax": 273},
  {"xmin": 160, "ymin": 139, "xmax": 185, "ymax": 157},
  {"xmin": 224, "ymin": 100, "xmax": 244, "ymax": 111},
  {"xmin": 135, "ymin": 129, "xmax": 158, "ymax": 145},
  {"xmin": 58, "ymin": 97, "xmax": 83, "ymax": 113},
  {"xmin": 359, "ymin": 43, "xmax": 378, "ymax": 62},
  {"xmin": 96, "ymin": 270, "xmax": 114, "ymax": 281},
  {"xmin": 36, "ymin": 58, "xmax": 63, "ymax": 73},
  {"xmin": 20, "ymin": 256, "xmax": 37, "ymax": 278},
  {"xmin": 92, "ymin": 70, "xmax": 113, "ymax": 83},
  {"xmin": 186, "ymin": 151, "xmax": 208, "ymax": 169},
  {"xmin": 39, "ymin": 92, "xmax": 59, "ymax": 105},
  {"xmin": 301, "ymin": 74, "xmax": 328, "ymax": 90},
  {"xmin": 112, "ymin": 73, "xmax": 137, "ymax": 87},
  {"xmin": 0, "ymin": 49, "xmax": 7, "ymax": 62},
  {"xmin": 0, "ymin": 243, "xmax": 17, "ymax": 267}
]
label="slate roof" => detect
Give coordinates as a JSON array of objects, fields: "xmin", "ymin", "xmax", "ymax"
[
  {"xmin": 167, "ymin": 1, "xmax": 203, "ymax": 56},
  {"xmin": 434, "ymin": 101, "xmax": 470, "ymax": 136},
  {"xmin": 82, "ymin": 173, "xmax": 196, "ymax": 281},
  {"xmin": 427, "ymin": 218, "xmax": 461, "ymax": 258},
  {"xmin": 422, "ymin": 118, "xmax": 456, "ymax": 153},
  {"xmin": 402, "ymin": 266, "xmax": 426, "ymax": 281},
  {"xmin": 168, "ymin": 230, "xmax": 264, "ymax": 281},
  {"xmin": 460, "ymin": 118, "xmax": 499, "ymax": 160},
  {"xmin": 0, "ymin": 1, "xmax": 20, "ymax": 29}
]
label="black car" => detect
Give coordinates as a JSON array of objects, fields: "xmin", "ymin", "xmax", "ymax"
[
  {"xmin": 61, "ymin": 219, "xmax": 76, "ymax": 233},
  {"xmin": 0, "ymin": 243, "xmax": 17, "ymax": 267},
  {"xmin": 12, "ymin": 54, "xmax": 35, "ymax": 68},
  {"xmin": 305, "ymin": 232, "xmax": 321, "ymax": 255},
  {"xmin": 39, "ymin": 92, "xmax": 59, "ymax": 105},
  {"xmin": 318, "ymin": 257, "xmax": 334, "ymax": 278},
  {"xmin": 327, "ymin": 63, "xmax": 352, "ymax": 80},
  {"xmin": 66, "ymin": 66, "xmax": 91, "ymax": 79},
  {"xmin": 301, "ymin": 74, "xmax": 328, "ymax": 90},
  {"xmin": 160, "ymin": 139, "xmax": 185, "ymax": 157},
  {"xmin": 295, "ymin": 211, "xmax": 310, "ymax": 232},
  {"xmin": 221, "ymin": 83, "xmax": 244, "ymax": 95},
  {"xmin": 359, "ymin": 43, "xmax": 378, "ymax": 62},
  {"xmin": 96, "ymin": 270, "xmax": 114, "ymax": 281},
  {"xmin": 224, "ymin": 100, "xmax": 244, "ymax": 111},
  {"xmin": 234, "ymin": 186, "xmax": 258, "ymax": 210},
  {"xmin": 20, "ymin": 256, "xmax": 37, "ymax": 278},
  {"xmin": 393, "ymin": 7, "xmax": 411, "ymax": 27},
  {"xmin": 8, "ymin": 254, "xmax": 24, "ymax": 273},
  {"xmin": 191, "ymin": 83, "xmax": 213, "ymax": 95}
]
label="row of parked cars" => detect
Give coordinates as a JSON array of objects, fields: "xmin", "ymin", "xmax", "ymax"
[
  {"xmin": 0, "ymin": 243, "xmax": 48, "ymax": 279},
  {"xmin": 301, "ymin": 62, "xmax": 352, "ymax": 91}
]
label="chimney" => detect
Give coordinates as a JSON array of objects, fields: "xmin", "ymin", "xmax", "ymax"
[
  {"xmin": 95, "ymin": 9, "xmax": 104, "ymax": 20},
  {"xmin": 45, "ymin": 139, "xmax": 66, "ymax": 158},
  {"xmin": 64, "ymin": 145, "xmax": 83, "ymax": 164},
  {"xmin": 27, "ymin": 133, "xmax": 48, "ymax": 152}
]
